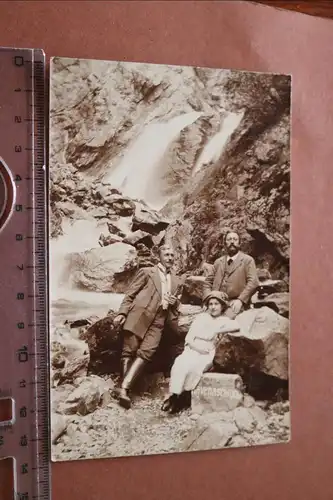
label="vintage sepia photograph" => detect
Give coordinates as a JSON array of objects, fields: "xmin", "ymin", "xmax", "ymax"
[{"xmin": 49, "ymin": 57, "xmax": 291, "ymax": 461}]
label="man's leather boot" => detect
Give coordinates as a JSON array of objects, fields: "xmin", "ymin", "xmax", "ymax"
[
  {"xmin": 118, "ymin": 357, "xmax": 146, "ymax": 409},
  {"xmin": 112, "ymin": 357, "xmax": 132, "ymax": 400},
  {"xmin": 121, "ymin": 357, "xmax": 132, "ymax": 379}
]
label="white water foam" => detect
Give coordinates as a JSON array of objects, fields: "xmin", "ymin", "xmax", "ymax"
[
  {"xmin": 192, "ymin": 110, "xmax": 244, "ymax": 175},
  {"xmin": 106, "ymin": 111, "xmax": 202, "ymax": 207}
]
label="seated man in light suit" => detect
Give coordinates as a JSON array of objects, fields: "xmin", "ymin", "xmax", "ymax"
[
  {"xmin": 114, "ymin": 244, "xmax": 182, "ymax": 409},
  {"xmin": 203, "ymin": 231, "xmax": 259, "ymax": 319}
]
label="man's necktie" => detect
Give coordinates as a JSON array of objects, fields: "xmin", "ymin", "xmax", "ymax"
[
  {"xmin": 227, "ymin": 258, "xmax": 233, "ymax": 266},
  {"xmin": 161, "ymin": 270, "xmax": 169, "ymax": 310}
]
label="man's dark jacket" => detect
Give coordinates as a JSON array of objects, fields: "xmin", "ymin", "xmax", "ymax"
[
  {"xmin": 203, "ymin": 251, "xmax": 259, "ymax": 305},
  {"xmin": 118, "ymin": 266, "xmax": 182, "ymax": 339}
]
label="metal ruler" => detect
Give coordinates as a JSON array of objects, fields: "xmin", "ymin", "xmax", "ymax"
[{"xmin": 0, "ymin": 48, "xmax": 50, "ymax": 500}]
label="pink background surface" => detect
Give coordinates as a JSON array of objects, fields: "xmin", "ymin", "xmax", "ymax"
[{"xmin": 0, "ymin": 1, "xmax": 333, "ymax": 499}]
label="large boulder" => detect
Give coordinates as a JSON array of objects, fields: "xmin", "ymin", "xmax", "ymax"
[
  {"xmin": 103, "ymin": 194, "xmax": 136, "ymax": 216},
  {"xmin": 58, "ymin": 375, "xmax": 114, "ymax": 416},
  {"xmin": 181, "ymin": 275, "xmax": 206, "ymax": 305},
  {"xmin": 52, "ymin": 383, "xmax": 76, "ymax": 413},
  {"xmin": 64, "ymin": 316, "xmax": 101, "ymax": 340},
  {"xmin": 86, "ymin": 313, "xmax": 123, "ymax": 375},
  {"xmin": 243, "ymin": 401, "xmax": 291, "ymax": 445},
  {"xmin": 107, "ymin": 220, "xmax": 128, "ymax": 238},
  {"xmin": 191, "ymin": 373, "xmax": 244, "ymax": 414},
  {"xmin": 64, "ymin": 242, "xmax": 138, "ymax": 293},
  {"xmin": 123, "ymin": 230, "xmax": 154, "ymax": 249},
  {"xmin": 254, "ymin": 269, "xmax": 288, "ymax": 300},
  {"xmin": 181, "ymin": 412, "xmax": 239, "ymax": 452},
  {"xmin": 93, "ymin": 184, "xmax": 121, "ymax": 201},
  {"xmin": 181, "ymin": 401, "xmax": 280, "ymax": 452},
  {"xmin": 257, "ymin": 281, "xmax": 287, "ymax": 298},
  {"xmin": 233, "ymin": 406, "xmax": 257, "ymax": 433},
  {"xmin": 132, "ymin": 204, "xmax": 170, "ymax": 235},
  {"xmin": 51, "ymin": 326, "xmax": 90, "ymax": 386},
  {"xmin": 214, "ymin": 306, "xmax": 289, "ymax": 380},
  {"xmin": 98, "ymin": 233, "xmax": 123, "ymax": 247},
  {"xmin": 253, "ymin": 292, "xmax": 290, "ymax": 318}
]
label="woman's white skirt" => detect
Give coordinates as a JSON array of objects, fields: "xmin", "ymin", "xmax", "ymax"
[{"xmin": 169, "ymin": 346, "xmax": 215, "ymax": 394}]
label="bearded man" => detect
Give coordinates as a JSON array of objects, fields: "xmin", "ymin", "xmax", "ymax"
[{"xmin": 203, "ymin": 231, "xmax": 259, "ymax": 319}]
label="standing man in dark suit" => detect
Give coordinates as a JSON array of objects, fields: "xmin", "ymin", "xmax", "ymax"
[
  {"xmin": 113, "ymin": 245, "xmax": 182, "ymax": 409},
  {"xmin": 203, "ymin": 231, "xmax": 259, "ymax": 319}
]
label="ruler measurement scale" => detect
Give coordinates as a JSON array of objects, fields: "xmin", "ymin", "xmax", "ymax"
[{"xmin": 0, "ymin": 48, "xmax": 49, "ymax": 500}]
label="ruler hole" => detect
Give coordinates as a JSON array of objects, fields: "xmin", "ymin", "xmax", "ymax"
[
  {"xmin": 0, "ymin": 457, "xmax": 15, "ymax": 500},
  {"xmin": 0, "ymin": 398, "xmax": 14, "ymax": 426}
]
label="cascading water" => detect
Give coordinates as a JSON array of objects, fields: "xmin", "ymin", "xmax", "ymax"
[
  {"xmin": 50, "ymin": 218, "xmax": 124, "ymax": 323},
  {"xmin": 192, "ymin": 110, "xmax": 244, "ymax": 176},
  {"xmin": 50, "ymin": 218, "xmax": 104, "ymax": 295},
  {"xmin": 106, "ymin": 111, "xmax": 202, "ymax": 207}
]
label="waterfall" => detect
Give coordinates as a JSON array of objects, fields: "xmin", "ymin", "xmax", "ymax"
[
  {"xmin": 50, "ymin": 218, "xmax": 124, "ymax": 322},
  {"xmin": 192, "ymin": 110, "xmax": 244, "ymax": 175},
  {"xmin": 106, "ymin": 111, "xmax": 202, "ymax": 206}
]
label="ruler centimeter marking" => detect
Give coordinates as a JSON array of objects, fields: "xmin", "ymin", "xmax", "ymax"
[{"xmin": 0, "ymin": 48, "xmax": 50, "ymax": 500}]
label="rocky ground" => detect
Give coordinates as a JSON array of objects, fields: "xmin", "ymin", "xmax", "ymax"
[
  {"xmin": 52, "ymin": 375, "xmax": 195, "ymax": 461},
  {"xmin": 50, "ymin": 295, "xmax": 290, "ymax": 461},
  {"xmin": 52, "ymin": 372, "xmax": 290, "ymax": 461}
]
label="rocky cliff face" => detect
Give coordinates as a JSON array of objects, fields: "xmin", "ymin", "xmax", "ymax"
[
  {"xmin": 50, "ymin": 58, "xmax": 226, "ymax": 201},
  {"xmin": 163, "ymin": 74, "xmax": 291, "ymax": 283},
  {"xmin": 164, "ymin": 113, "xmax": 290, "ymax": 280}
]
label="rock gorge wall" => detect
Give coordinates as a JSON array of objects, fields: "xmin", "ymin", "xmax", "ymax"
[
  {"xmin": 164, "ymin": 113, "xmax": 290, "ymax": 281},
  {"xmin": 50, "ymin": 58, "xmax": 227, "ymax": 201},
  {"xmin": 163, "ymin": 73, "xmax": 291, "ymax": 282}
]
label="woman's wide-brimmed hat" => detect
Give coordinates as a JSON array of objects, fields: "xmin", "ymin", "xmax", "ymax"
[{"xmin": 203, "ymin": 290, "xmax": 229, "ymax": 308}]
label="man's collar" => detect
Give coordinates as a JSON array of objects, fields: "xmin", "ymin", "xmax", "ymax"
[
  {"xmin": 227, "ymin": 251, "xmax": 240, "ymax": 262},
  {"xmin": 157, "ymin": 263, "xmax": 171, "ymax": 274}
]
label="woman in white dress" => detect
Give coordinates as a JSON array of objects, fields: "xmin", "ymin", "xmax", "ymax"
[{"xmin": 161, "ymin": 291, "xmax": 240, "ymax": 413}]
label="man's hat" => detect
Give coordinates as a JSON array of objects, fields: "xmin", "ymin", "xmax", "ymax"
[{"xmin": 203, "ymin": 290, "xmax": 229, "ymax": 308}]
